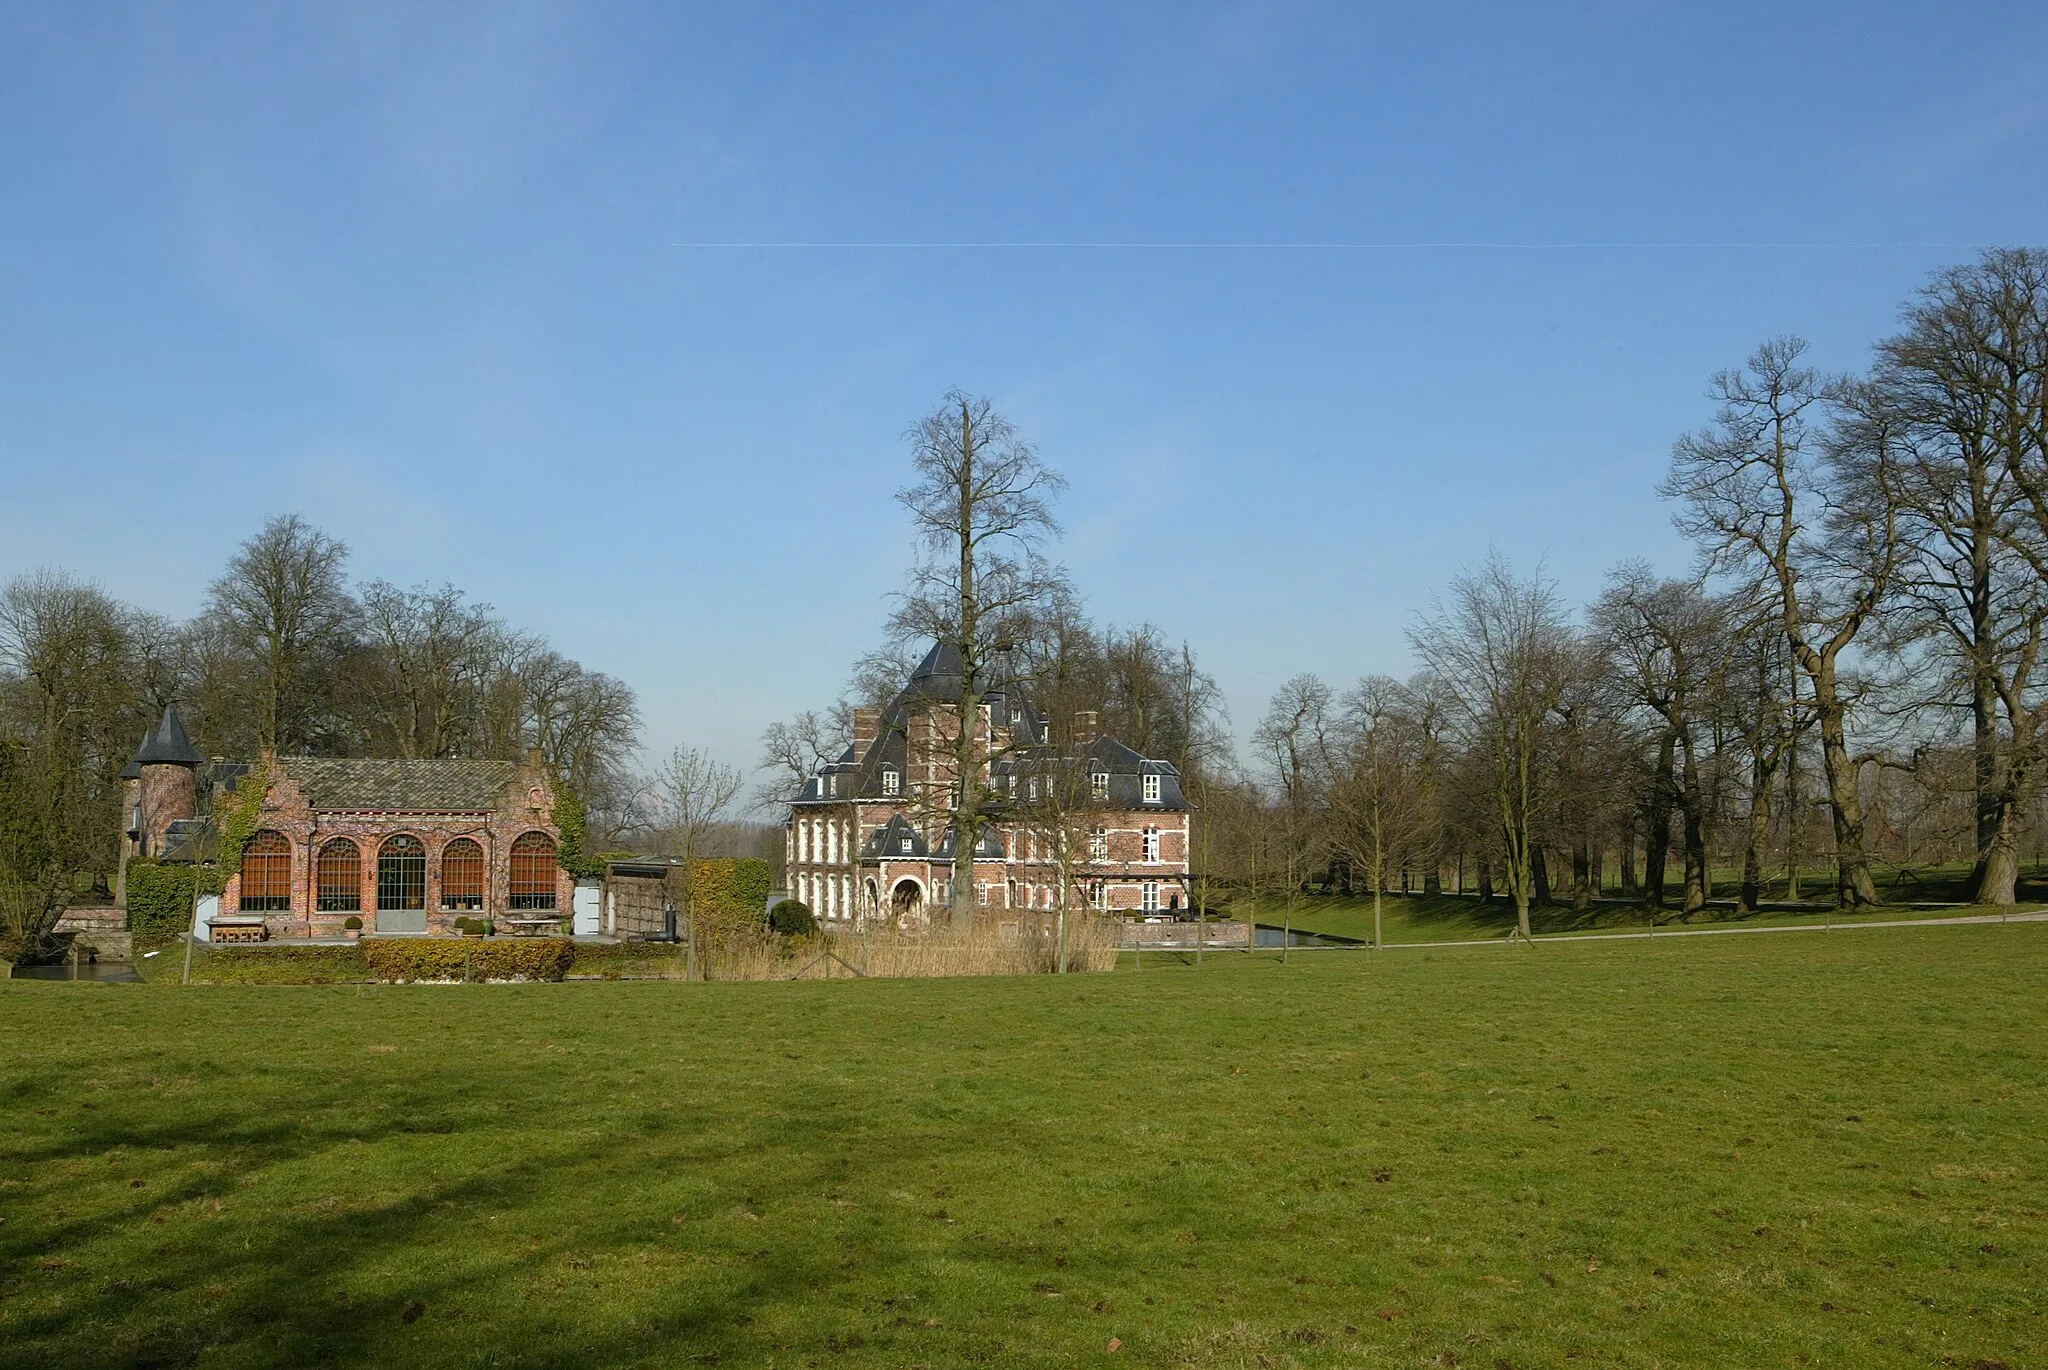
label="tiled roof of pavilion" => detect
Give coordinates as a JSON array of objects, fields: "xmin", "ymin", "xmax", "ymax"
[{"xmin": 278, "ymin": 758, "xmax": 522, "ymax": 812}]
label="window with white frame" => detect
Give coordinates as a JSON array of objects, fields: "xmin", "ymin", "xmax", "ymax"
[
  {"xmin": 1089, "ymin": 828, "xmax": 1108, "ymax": 861},
  {"xmin": 1027, "ymin": 775, "xmax": 1039, "ymax": 801},
  {"xmin": 1142, "ymin": 880, "xmax": 1160, "ymax": 912},
  {"xmin": 1143, "ymin": 773, "xmax": 1161, "ymax": 804},
  {"xmin": 1091, "ymin": 771, "xmax": 1109, "ymax": 801},
  {"xmin": 1143, "ymin": 826, "xmax": 1160, "ymax": 862},
  {"xmin": 1091, "ymin": 882, "xmax": 1107, "ymax": 909},
  {"xmin": 899, "ymin": 832, "xmax": 914, "ymax": 853},
  {"xmin": 882, "ymin": 767, "xmax": 899, "ymax": 796}
]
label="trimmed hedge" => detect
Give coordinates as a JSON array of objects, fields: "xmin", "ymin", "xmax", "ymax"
[
  {"xmin": 363, "ymin": 937, "xmax": 574, "ymax": 983},
  {"xmin": 125, "ymin": 863, "xmax": 197, "ymax": 942},
  {"xmin": 689, "ymin": 858, "xmax": 774, "ymax": 943},
  {"xmin": 564, "ymin": 940, "xmax": 687, "ymax": 980},
  {"xmin": 189, "ymin": 944, "xmax": 369, "ymax": 985}
]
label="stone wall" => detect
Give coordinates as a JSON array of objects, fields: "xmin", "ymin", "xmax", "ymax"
[{"xmin": 1115, "ymin": 920, "xmax": 1251, "ymax": 949}]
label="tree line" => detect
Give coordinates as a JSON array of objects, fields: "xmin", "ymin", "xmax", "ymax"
[{"xmin": 1227, "ymin": 249, "xmax": 2048, "ymax": 936}]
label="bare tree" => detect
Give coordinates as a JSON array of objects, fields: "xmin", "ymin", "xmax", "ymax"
[
  {"xmin": 1590, "ymin": 564, "xmax": 1730, "ymax": 915},
  {"xmin": 1663, "ymin": 339, "xmax": 1899, "ymax": 906},
  {"xmin": 348, "ymin": 581, "xmax": 509, "ymax": 759},
  {"xmin": 888, "ymin": 391, "xmax": 1069, "ymax": 928},
  {"xmin": 204, "ymin": 514, "xmax": 354, "ymax": 751},
  {"xmin": 1872, "ymin": 249, "xmax": 2048, "ymax": 904},
  {"xmin": 649, "ymin": 746, "xmax": 746, "ymax": 977},
  {"xmin": 1252, "ymin": 673, "xmax": 1332, "ymax": 900},
  {"xmin": 1410, "ymin": 554, "xmax": 1572, "ymax": 940},
  {"xmin": 1329, "ymin": 675, "xmax": 1430, "ymax": 948}
]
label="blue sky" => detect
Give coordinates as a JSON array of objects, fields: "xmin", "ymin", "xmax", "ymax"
[{"xmin": 4, "ymin": 2, "xmax": 2045, "ymax": 772}]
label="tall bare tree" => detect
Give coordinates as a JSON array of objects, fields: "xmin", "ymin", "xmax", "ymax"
[
  {"xmin": 1663, "ymin": 339, "xmax": 1899, "ymax": 906},
  {"xmin": 1872, "ymin": 249, "xmax": 2048, "ymax": 904},
  {"xmin": 889, "ymin": 391, "xmax": 1068, "ymax": 928},
  {"xmin": 1410, "ymin": 554, "xmax": 1572, "ymax": 940},
  {"xmin": 204, "ymin": 513, "xmax": 354, "ymax": 751},
  {"xmin": 649, "ymin": 745, "xmax": 745, "ymax": 977}
]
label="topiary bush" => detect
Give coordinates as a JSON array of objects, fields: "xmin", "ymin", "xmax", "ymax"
[
  {"xmin": 364, "ymin": 937, "xmax": 572, "ymax": 983},
  {"xmin": 767, "ymin": 899, "xmax": 817, "ymax": 937}
]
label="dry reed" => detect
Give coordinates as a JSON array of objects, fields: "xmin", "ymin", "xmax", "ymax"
[{"xmin": 701, "ymin": 912, "xmax": 1120, "ymax": 982}]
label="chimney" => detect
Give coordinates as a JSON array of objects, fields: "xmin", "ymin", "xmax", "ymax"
[
  {"xmin": 852, "ymin": 708, "xmax": 880, "ymax": 762},
  {"xmin": 259, "ymin": 744, "xmax": 277, "ymax": 768},
  {"xmin": 1073, "ymin": 710, "xmax": 1100, "ymax": 744},
  {"xmin": 527, "ymin": 746, "xmax": 545, "ymax": 769}
]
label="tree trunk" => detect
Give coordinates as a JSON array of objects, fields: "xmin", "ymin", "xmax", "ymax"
[
  {"xmin": 1810, "ymin": 658, "xmax": 1881, "ymax": 906},
  {"xmin": 1739, "ymin": 750, "xmax": 1773, "ymax": 913},
  {"xmin": 1571, "ymin": 842, "xmax": 1591, "ymax": 913},
  {"xmin": 1531, "ymin": 845, "xmax": 1552, "ymax": 908},
  {"xmin": 1477, "ymin": 856, "xmax": 1493, "ymax": 903},
  {"xmin": 1619, "ymin": 818, "xmax": 1638, "ymax": 897},
  {"xmin": 1643, "ymin": 733, "xmax": 1674, "ymax": 907}
]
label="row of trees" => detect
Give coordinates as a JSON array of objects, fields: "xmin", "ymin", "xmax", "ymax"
[
  {"xmin": 1233, "ymin": 249, "xmax": 2048, "ymax": 934},
  {"xmin": 0, "ymin": 516, "xmax": 645, "ymax": 956}
]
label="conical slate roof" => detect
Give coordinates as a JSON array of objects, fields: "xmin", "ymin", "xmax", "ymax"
[
  {"xmin": 134, "ymin": 705, "xmax": 203, "ymax": 767},
  {"xmin": 120, "ymin": 728, "xmax": 153, "ymax": 780}
]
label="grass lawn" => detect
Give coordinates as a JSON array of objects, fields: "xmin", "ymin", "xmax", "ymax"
[
  {"xmin": 1255, "ymin": 886, "xmax": 2048, "ymax": 947},
  {"xmin": 3, "ymin": 927, "xmax": 2045, "ymax": 1368}
]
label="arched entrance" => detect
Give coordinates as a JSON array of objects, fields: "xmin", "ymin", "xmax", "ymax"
[{"xmin": 890, "ymin": 878, "xmax": 927, "ymax": 932}]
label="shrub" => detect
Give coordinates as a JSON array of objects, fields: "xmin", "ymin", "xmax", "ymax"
[
  {"xmin": 688, "ymin": 858, "xmax": 774, "ymax": 943},
  {"xmin": 344, "ymin": 915, "xmax": 363, "ymax": 931},
  {"xmin": 767, "ymin": 899, "xmax": 817, "ymax": 937},
  {"xmin": 124, "ymin": 863, "xmax": 198, "ymax": 943},
  {"xmin": 364, "ymin": 937, "xmax": 572, "ymax": 983},
  {"xmin": 189, "ymin": 944, "xmax": 369, "ymax": 985}
]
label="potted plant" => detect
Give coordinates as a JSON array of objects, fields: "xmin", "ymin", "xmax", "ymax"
[{"xmin": 343, "ymin": 915, "xmax": 363, "ymax": 941}]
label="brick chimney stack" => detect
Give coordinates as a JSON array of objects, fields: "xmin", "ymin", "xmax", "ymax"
[
  {"xmin": 1073, "ymin": 710, "xmax": 1100, "ymax": 744},
  {"xmin": 852, "ymin": 708, "xmax": 880, "ymax": 762}
]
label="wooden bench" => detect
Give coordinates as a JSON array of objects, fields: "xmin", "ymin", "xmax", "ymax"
[{"xmin": 209, "ymin": 917, "xmax": 269, "ymax": 945}]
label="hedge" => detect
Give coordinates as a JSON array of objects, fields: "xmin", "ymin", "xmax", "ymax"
[
  {"xmin": 188, "ymin": 944, "xmax": 369, "ymax": 985},
  {"xmin": 688, "ymin": 857, "xmax": 773, "ymax": 942},
  {"xmin": 124, "ymin": 863, "xmax": 198, "ymax": 942},
  {"xmin": 564, "ymin": 939, "xmax": 688, "ymax": 980},
  {"xmin": 363, "ymin": 937, "xmax": 574, "ymax": 983}
]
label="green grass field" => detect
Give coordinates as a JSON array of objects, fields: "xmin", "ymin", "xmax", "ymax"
[
  {"xmin": 4, "ymin": 926, "xmax": 2044, "ymax": 1368},
  {"xmin": 1246, "ymin": 882, "xmax": 2048, "ymax": 947}
]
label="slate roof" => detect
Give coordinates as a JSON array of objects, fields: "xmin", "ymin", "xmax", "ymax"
[
  {"xmin": 277, "ymin": 757, "xmax": 522, "ymax": 811},
  {"xmin": 134, "ymin": 705, "xmax": 203, "ymax": 767},
  {"xmin": 792, "ymin": 640, "xmax": 1186, "ymax": 812}
]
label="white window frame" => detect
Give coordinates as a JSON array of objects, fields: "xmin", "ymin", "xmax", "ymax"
[
  {"xmin": 1142, "ymin": 880, "xmax": 1160, "ymax": 912},
  {"xmin": 1089, "ymin": 828, "xmax": 1108, "ymax": 862},
  {"xmin": 882, "ymin": 767, "xmax": 899, "ymax": 796},
  {"xmin": 1091, "ymin": 771, "xmax": 1109, "ymax": 801},
  {"xmin": 1143, "ymin": 826, "xmax": 1160, "ymax": 863},
  {"xmin": 1143, "ymin": 774, "xmax": 1161, "ymax": 804}
]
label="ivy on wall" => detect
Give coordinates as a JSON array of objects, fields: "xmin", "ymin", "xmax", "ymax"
[
  {"xmin": 204, "ymin": 763, "xmax": 273, "ymax": 895},
  {"xmin": 549, "ymin": 778, "xmax": 605, "ymax": 879}
]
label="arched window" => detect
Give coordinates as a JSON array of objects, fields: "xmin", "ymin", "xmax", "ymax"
[
  {"xmin": 509, "ymin": 831, "xmax": 557, "ymax": 910},
  {"xmin": 240, "ymin": 831, "xmax": 291, "ymax": 912},
  {"xmin": 316, "ymin": 838, "xmax": 360, "ymax": 912},
  {"xmin": 377, "ymin": 835, "xmax": 426, "ymax": 910},
  {"xmin": 440, "ymin": 837, "xmax": 485, "ymax": 910}
]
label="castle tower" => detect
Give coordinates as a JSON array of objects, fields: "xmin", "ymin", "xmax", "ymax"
[{"xmin": 132, "ymin": 704, "xmax": 202, "ymax": 859}]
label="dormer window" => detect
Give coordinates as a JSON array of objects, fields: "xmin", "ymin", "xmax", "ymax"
[
  {"xmin": 1027, "ymin": 776, "xmax": 1040, "ymax": 801},
  {"xmin": 1142, "ymin": 774, "xmax": 1161, "ymax": 804},
  {"xmin": 882, "ymin": 767, "xmax": 899, "ymax": 796},
  {"xmin": 899, "ymin": 833, "xmax": 913, "ymax": 853},
  {"xmin": 825, "ymin": 774, "xmax": 837, "ymax": 798},
  {"xmin": 1091, "ymin": 772, "xmax": 1109, "ymax": 801}
]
